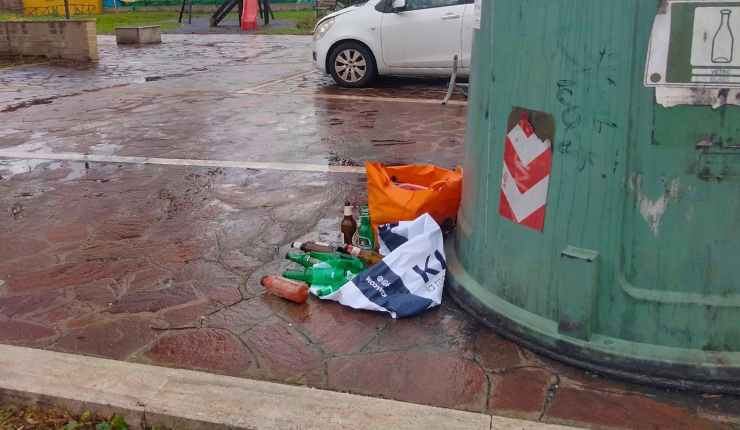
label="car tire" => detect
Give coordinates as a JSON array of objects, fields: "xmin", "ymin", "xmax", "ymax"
[{"xmin": 329, "ymin": 42, "xmax": 377, "ymax": 88}]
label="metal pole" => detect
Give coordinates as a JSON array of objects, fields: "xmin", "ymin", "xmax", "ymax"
[
  {"xmin": 263, "ymin": 0, "xmax": 270, "ymax": 25},
  {"xmin": 64, "ymin": 0, "xmax": 70, "ymax": 19},
  {"xmin": 178, "ymin": 0, "xmax": 187, "ymax": 23}
]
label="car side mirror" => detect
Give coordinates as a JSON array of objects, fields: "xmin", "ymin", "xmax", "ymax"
[{"xmin": 391, "ymin": 0, "xmax": 406, "ymax": 12}]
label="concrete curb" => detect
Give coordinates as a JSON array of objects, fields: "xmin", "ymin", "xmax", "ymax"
[{"xmin": 0, "ymin": 344, "xmax": 577, "ymax": 430}]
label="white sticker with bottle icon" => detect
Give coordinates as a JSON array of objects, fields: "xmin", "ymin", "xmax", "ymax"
[
  {"xmin": 690, "ymin": 6, "xmax": 740, "ymax": 84},
  {"xmin": 645, "ymin": 0, "xmax": 740, "ymax": 89}
]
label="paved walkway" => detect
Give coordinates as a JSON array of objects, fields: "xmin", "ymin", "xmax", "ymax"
[
  {"xmin": 0, "ymin": 35, "xmax": 738, "ymax": 430},
  {"xmin": 1, "ymin": 344, "xmax": 579, "ymax": 430}
]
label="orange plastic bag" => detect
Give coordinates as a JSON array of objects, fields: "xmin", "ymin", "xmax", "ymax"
[{"xmin": 366, "ymin": 162, "xmax": 463, "ymax": 232}]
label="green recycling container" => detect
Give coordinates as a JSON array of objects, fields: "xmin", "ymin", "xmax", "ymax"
[{"xmin": 447, "ymin": 0, "xmax": 740, "ymax": 393}]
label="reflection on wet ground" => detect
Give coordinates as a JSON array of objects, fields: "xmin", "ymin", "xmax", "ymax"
[
  {"xmin": 0, "ymin": 34, "xmax": 738, "ymax": 430},
  {"xmin": 0, "ymin": 35, "xmax": 312, "ymax": 112},
  {"xmin": 245, "ymin": 70, "xmax": 468, "ymax": 102}
]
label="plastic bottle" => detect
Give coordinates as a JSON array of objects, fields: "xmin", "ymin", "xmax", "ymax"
[
  {"xmin": 282, "ymin": 267, "xmax": 352, "ymax": 287},
  {"xmin": 260, "ymin": 276, "xmax": 309, "ymax": 304}
]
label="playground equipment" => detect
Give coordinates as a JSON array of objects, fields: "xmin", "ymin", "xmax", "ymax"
[
  {"xmin": 23, "ymin": 0, "xmax": 99, "ymax": 16},
  {"xmin": 206, "ymin": 0, "xmax": 273, "ymax": 28},
  {"xmin": 240, "ymin": 0, "xmax": 257, "ymax": 30}
]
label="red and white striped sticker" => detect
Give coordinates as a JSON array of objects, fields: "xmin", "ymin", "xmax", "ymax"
[{"xmin": 499, "ymin": 114, "xmax": 552, "ymax": 231}]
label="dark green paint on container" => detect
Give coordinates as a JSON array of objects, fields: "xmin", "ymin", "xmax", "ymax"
[{"xmin": 447, "ymin": 0, "xmax": 740, "ymax": 393}]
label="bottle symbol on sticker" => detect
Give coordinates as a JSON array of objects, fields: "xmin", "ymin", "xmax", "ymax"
[{"xmin": 712, "ymin": 9, "xmax": 734, "ymax": 64}]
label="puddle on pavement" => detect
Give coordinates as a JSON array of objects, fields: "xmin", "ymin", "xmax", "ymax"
[
  {"xmin": 0, "ymin": 128, "xmax": 23, "ymax": 138},
  {"xmin": 57, "ymin": 161, "xmax": 87, "ymax": 182},
  {"xmin": 0, "ymin": 159, "xmax": 51, "ymax": 179},
  {"xmin": 205, "ymin": 199, "xmax": 240, "ymax": 213},
  {"xmin": 255, "ymin": 71, "xmax": 462, "ymax": 102},
  {"xmin": 5, "ymin": 132, "xmax": 60, "ymax": 153},
  {"xmin": 89, "ymin": 141, "xmax": 122, "ymax": 155},
  {"xmin": 0, "ymin": 160, "xmax": 87, "ymax": 182}
]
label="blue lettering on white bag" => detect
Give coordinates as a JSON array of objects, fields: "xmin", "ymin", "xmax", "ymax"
[
  {"xmin": 412, "ymin": 251, "xmax": 447, "ymax": 282},
  {"xmin": 378, "ymin": 223, "xmax": 407, "ymax": 252},
  {"xmin": 353, "ymin": 261, "xmax": 433, "ymax": 318}
]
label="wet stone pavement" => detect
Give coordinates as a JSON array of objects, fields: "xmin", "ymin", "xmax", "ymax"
[
  {"xmin": 1, "ymin": 35, "xmax": 739, "ymax": 430},
  {"xmin": 0, "ymin": 35, "xmax": 310, "ymax": 113}
]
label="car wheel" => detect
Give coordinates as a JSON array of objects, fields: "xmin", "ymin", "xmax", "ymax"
[{"xmin": 329, "ymin": 42, "xmax": 377, "ymax": 88}]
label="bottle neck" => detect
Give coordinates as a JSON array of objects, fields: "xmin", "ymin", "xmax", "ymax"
[
  {"xmin": 283, "ymin": 270, "xmax": 311, "ymax": 282},
  {"xmin": 286, "ymin": 253, "xmax": 312, "ymax": 267},
  {"xmin": 721, "ymin": 11, "xmax": 731, "ymax": 26},
  {"xmin": 344, "ymin": 206, "xmax": 353, "ymax": 216}
]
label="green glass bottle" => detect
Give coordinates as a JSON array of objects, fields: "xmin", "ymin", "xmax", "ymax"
[
  {"xmin": 286, "ymin": 252, "xmax": 318, "ymax": 267},
  {"xmin": 314, "ymin": 285, "xmax": 342, "ymax": 297},
  {"xmin": 331, "ymin": 253, "xmax": 364, "ymax": 273},
  {"xmin": 286, "ymin": 252, "xmax": 365, "ymax": 272},
  {"xmin": 357, "ymin": 205, "xmax": 375, "ymax": 251},
  {"xmin": 282, "ymin": 267, "xmax": 352, "ymax": 287}
]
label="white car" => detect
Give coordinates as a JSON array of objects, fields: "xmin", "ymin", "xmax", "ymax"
[{"xmin": 313, "ymin": 0, "xmax": 475, "ymax": 87}]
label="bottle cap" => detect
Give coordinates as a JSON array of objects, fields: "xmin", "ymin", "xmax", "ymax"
[
  {"xmin": 344, "ymin": 205, "xmax": 353, "ymax": 216},
  {"xmin": 290, "ymin": 241, "xmax": 303, "ymax": 249},
  {"xmin": 347, "ymin": 245, "xmax": 361, "ymax": 256}
]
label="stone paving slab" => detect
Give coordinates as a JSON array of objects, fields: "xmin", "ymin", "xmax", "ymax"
[{"xmin": 0, "ymin": 33, "xmax": 738, "ymax": 430}]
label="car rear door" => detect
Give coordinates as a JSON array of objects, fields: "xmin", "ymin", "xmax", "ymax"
[
  {"xmin": 380, "ymin": 0, "xmax": 466, "ymax": 69},
  {"xmin": 460, "ymin": 0, "xmax": 475, "ymax": 69}
]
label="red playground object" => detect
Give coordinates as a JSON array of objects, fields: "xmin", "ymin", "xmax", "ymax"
[{"xmin": 241, "ymin": 0, "xmax": 258, "ymax": 31}]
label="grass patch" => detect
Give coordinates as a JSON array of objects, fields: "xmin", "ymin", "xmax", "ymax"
[
  {"xmin": 0, "ymin": 404, "xmax": 149, "ymax": 430},
  {"xmin": 85, "ymin": 11, "xmax": 186, "ymax": 33},
  {"xmin": 256, "ymin": 9, "xmax": 316, "ymax": 35},
  {"xmin": 0, "ymin": 11, "xmax": 187, "ymax": 34}
]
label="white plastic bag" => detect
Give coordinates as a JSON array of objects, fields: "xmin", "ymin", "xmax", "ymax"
[{"xmin": 319, "ymin": 213, "xmax": 446, "ymax": 318}]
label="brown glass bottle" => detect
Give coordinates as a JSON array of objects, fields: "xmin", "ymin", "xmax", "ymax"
[
  {"xmin": 341, "ymin": 202, "xmax": 358, "ymax": 245},
  {"xmin": 290, "ymin": 241, "xmax": 339, "ymax": 253},
  {"xmin": 342, "ymin": 244, "xmax": 383, "ymax": 266}
]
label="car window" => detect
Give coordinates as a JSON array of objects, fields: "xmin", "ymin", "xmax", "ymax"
[{"xmin": 406, "ymin": 0, "xmax": 463, "ymax": 11}]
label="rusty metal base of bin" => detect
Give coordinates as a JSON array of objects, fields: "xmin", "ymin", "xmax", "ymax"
[{"xmin": 445, "ymin": 244, "xmax": 740, "ymax": 396}]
